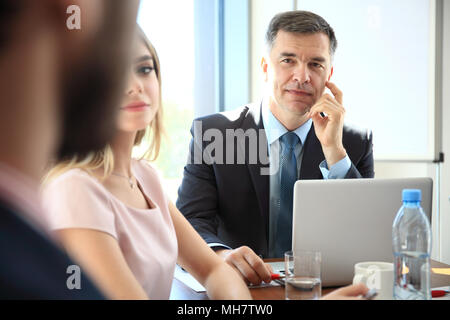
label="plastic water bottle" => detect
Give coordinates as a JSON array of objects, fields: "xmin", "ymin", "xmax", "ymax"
[{"xmin": 392, "ymin": 189, "xmax": 432, "ymax": 300}]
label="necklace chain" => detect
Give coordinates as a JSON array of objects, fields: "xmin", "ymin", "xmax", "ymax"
[{"xmin": 111, "ymin": 172, "xmax": 135, "ymax": 189}]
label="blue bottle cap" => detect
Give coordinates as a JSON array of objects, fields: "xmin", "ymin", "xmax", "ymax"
[{"xmin": 402, "ymin": 189, "xmax": 421, "ymax": 202}]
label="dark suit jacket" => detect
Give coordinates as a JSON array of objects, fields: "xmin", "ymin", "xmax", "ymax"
[
  {"xmin": 0, "ymin": 200, "xmax": 104, "ymax": 299},
  {"xmin": 176, "ymin": 102, "xmax": 374, "ymax": 257}
]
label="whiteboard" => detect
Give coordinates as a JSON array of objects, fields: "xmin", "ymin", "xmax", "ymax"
[{"xmin": 296, "ymin": 0, "xmax": 440, "ymax": 161}]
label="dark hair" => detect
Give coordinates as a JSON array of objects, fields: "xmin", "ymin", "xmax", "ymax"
[
  {"xmin": 0, "ymin": 1, "xmax": 22, "ymax": 50},
  {"xmin": 266, "ymin": 10, "xmax": 337, "ymax": 56}
]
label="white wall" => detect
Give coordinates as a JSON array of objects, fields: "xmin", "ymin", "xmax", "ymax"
[
  {"xmin": 439, "ymin": 0, "xmax": 450, "ymax": 264},
  {"xmin": 249, "ymin": 0, "xmax": 449, "ymax": 263}
]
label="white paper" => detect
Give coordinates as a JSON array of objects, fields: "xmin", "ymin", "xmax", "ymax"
[
  {"xmin": 173, "ymin": 262, "xmax": 284, "ymax": 293},
  {"xmin": 174, "ymin": 264, "xmax": 206, "ymax": 292},
  {"xmin": 267, "ymin": 261, "xmax": 285, "ymax": 273}
]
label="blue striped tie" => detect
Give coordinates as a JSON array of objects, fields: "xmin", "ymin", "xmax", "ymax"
[{"xmin": 275, "ymin": 132, "xmax": 300, "ymax": 257}]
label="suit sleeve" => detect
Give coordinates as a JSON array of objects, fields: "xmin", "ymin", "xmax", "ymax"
[
  {"xmin": 176, "ymin": 121, "xmax": 226, "ymax": 246},
  {"xmin": 345, "ymin": 129, "xmax": 375, "ymax": 179}
]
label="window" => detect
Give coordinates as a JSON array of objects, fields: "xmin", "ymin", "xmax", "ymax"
[
  {"xmin": 136, "ymin": 0, "xmax": 196, "ymax": 201},
  {"xmin": 136, "ymin": 0, "xmax": 251, "ymax": 201}
]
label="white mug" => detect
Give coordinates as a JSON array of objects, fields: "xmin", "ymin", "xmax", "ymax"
[{"xmin": 352, "ymin": 261, "xmax": 394, "ymax": 300}]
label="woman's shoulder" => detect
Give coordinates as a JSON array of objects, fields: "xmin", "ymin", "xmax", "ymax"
[
  {"xmin": 42, "ymin": 168, "xmax": 117, "ymax": 237},
  {"xmin": 132, "ymin": 159, "xmax": 162, "ymax": 181},
  {"xmin": 43, "ymin": 168, "xmax": 106, "ymax": 198},
  {"xmin": 47, "ymin": 168, "xmax": 98, "ymax": 187}
]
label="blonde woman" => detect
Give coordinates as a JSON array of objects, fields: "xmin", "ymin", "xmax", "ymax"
[{"xmin": 41, "ymin": 28, "xmax": 251, "ymax": 300}]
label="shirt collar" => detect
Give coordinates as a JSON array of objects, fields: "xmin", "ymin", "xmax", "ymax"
[{"xmin": 261, "ymin": 98, "xmax": 313, "ymax": 146}]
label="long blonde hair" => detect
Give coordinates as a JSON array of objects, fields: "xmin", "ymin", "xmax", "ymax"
[{"xmin": 43, "ymin": 26, "xmax": 164, "ymax": 184}]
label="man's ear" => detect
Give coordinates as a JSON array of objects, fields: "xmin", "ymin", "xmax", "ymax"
[
  {"xmin": 261, "ymin": 56, "xmax": 269, "ymax": 82},
  {"xmin": 328, "ymin": 66, "xmax": 334, "ymax": 81}
]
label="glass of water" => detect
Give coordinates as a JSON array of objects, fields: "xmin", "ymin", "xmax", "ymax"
[{"xmin": 284, "ymin": 250, "xmax": 322, "ymax": 300}]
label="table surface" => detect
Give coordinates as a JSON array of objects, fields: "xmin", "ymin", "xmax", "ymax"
[{"xmin": 170, "ymin": 259, "xmax": 450, "ymax": 300}]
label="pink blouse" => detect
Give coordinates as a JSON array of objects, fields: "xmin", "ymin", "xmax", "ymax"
[{"xmin": 41, "ymin": 160, "xmax": 178, "ymax": 299}]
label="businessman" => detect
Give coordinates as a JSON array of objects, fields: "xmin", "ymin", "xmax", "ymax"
[
  {"xmin": 0, "ymin": 0, "xmax": 139, "ymax": 298},
  {"xmin": 177, "ymin": 11, "xmax": 374, "ymax": 285}
]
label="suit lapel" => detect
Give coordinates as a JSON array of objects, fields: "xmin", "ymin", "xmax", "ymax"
[
  {"xmin": 241, "ymin": 103, "xmax": 270, "ymax": 228},
  {"xmin": 299, "ymin": 123, "xmax": 325, "ymax": 180}
]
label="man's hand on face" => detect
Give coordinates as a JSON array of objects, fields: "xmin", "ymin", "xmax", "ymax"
[
  {"xmin": 308, "ymin": 81, "xmax": 347, "ymax": 166},
  {"xmin": 216, "ymin": 246, "xmax": 273, "ymax": 285}
]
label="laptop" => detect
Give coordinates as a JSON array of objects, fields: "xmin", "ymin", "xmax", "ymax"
[{"xmin": 292, "ymin": 178, "xmax": 433, "ymax": 287}]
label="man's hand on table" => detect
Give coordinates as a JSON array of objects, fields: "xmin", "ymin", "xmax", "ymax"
[{"xmin": 216, "ymin": 246, "xmax": 273, "ymax": 285}]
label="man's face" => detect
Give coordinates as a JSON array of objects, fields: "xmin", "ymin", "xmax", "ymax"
[
  {"xmin": 262, "ymin": 30, "xmax": 333, "ymax": 119},
  {"xmin": 57, "ymin": 0, "xmax": 139, "ymax": 160}
]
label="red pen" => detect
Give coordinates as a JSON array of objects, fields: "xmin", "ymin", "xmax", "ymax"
[
  {"xmin": 431, "ymin": 290, "xmax": 450, "ymax": 298},
  {"xmin": 271, "ymin": 273, "xmax": 284, "ymax": 280}
]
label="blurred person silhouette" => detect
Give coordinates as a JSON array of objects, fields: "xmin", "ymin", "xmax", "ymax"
[{"xmin": 0, "ymin": 0, "xmax": 139, "ymax": 298}]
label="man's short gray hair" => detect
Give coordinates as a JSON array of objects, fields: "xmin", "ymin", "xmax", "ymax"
[{"xmin": 266, "ymin": 10, "xmax": 337, "ymax": 56}]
